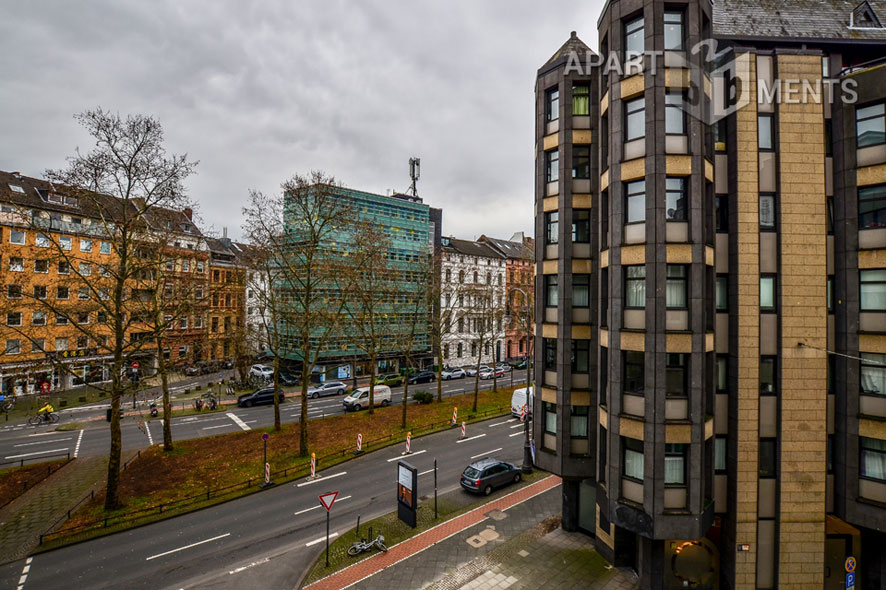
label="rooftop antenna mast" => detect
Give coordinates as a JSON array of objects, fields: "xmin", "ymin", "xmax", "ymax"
[{"xmin": 409, "ymin": 157, "xmax": 421, "ymax": 196}]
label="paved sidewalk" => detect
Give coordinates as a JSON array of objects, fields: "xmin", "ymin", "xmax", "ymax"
[
  {"xmin": 0, "ymin": 455, "xmax": 109, "ymax": 563},
  {"xmin": 304, "ymin": 475, "xmax": 638, "ymax": 590}
]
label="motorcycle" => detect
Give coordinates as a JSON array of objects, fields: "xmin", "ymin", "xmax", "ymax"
[{"xmin": 149, "ymin": 401, "xmax": 158, "ymax": 418}]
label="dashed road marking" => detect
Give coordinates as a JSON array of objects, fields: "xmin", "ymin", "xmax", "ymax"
[
  {"xmin": 202, "ymin": 424, "xmax": 231, "ymax": 430},
  {"xmin": 17, "ymin": 557, "xmax": 32, "ymax": 590},
  {"xmin": 294, "ymin": 495, "xmax": 351, "ymax": 515},
  {"xmin": 418, "ymin": 468, "xmax": 435, "ymax": 476},
  {"xmin": 226, "ymin": 413, "xmax": 250, "ymax": 431},
  {"xmin": 5, "ymin": 448, "xmax": 68, "ymax": 460},
  {"xmin": 306, "ymin": 532, "xmax": 338, "ymax": 547},
  {"xmin": 509, "ymin": 424, "xmax": 523, "ymax": 429},
  {"xmin": 488, "ymin": 420, "xmax": 515, "ymax": 427},
  {"xmin": 145, "ymin": 422, "xmax": 154, "ymax": 446},
  {"xmin": 470, "ymin": 448, "xmax": 502, "ymax": 460},
  {"xmin": 228, "ymin": 557, "xmax": 269, "ymax": 575},
  {"xmin": 509, "ymin": 432, "xmax": 523, "ymax": 438},
  {"xmin": 73, "ymin": 430, "xmax": 84, "ymax": 457},
  {"xmin": 387, "ymin": 449, "xmax": 426, "ymax": 461},
  {"xmin": 146, "ymin": 533, "xmax": 231, "ymax": 561},
  {"xmin": 296, "ymin": 471, "xmax": 347, "ymax": 487},
  {"xmin": 14, "ymin": 437, "xmax": 72, "ymax": 447},
  {"xmin": 456, "ymin": 434, "xmax": 486, "ymax": 444}
]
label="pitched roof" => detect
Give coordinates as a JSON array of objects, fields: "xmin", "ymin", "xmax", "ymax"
[
  {"xmin": 477, "ymin": 235, "xmax": 534, "ymax": 261},
  {"xmin": 543, "ymin": 31, "xmax": 595, "ymax": 67},
  {"xmin": 714, "ymin": 0, "xmax": 886, "ymax": 41},
  {"xmin": 441, "ymin": 236, "xmax": 504, "ymax": 260}
]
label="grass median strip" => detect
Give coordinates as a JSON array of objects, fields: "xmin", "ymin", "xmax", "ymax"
[{"xmin": 39, "ymin": 385, "xmax": 519, "ymax": 549}]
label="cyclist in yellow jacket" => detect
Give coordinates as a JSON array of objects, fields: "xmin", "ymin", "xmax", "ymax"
[{"xmin": 38, "ymin": 402, "xmax": 54, "ymax": 422}]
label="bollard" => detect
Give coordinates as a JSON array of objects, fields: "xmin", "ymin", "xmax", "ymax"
[
  {"xmin": 451, "ymin": 407, "xmax": 457, "ymax": 426},
  {"xmin": 460, "ymin": 421, "xmax": 466, "ymax": 439},
  {"xmin": 310, "ymin": 452, "xmax": 317, "ymax": 479},
  {"xmin": 355, "ymin": 433, "xmax": 363, "ymax": 455},
  {"xmin": 402, "ymin": 431, "xmax": 412, "ymax": 455}
]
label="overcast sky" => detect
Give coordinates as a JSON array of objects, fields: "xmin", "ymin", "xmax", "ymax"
[{"xmin": 0, "ymin": 0, "xmax": 603, "ymax": 242}]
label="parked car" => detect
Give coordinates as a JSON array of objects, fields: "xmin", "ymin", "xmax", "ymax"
[
  {"xmin": 479, "ymin": 367, "xmax": 506, "ymax": 380},
  {"xmin": 342, "ymin": 385, "xmax": 392, "ymax": 411},
  {"xmin": 460, "ymin": 458, "xmax": 522, "ymax": 495},
  {"xmin": 249, "ymin": 364, "xmax": 274, "ymax": 380},
  {"xmin": 374, "ymin": 373, "xmax": 403, "ymax": 387},
  {"xmin": 513, "ymin": 359, "xmax": 528, "ymax": 370},
  {"xmin": 237, "ymin": 387, "xmax": 285, "ymax": 408},
  {"xmin": 278, "ymin": 371, "xmax": 299, "ymax": 386},
  {"xmin": 184, "ymin": 365, "xmax": 203, "ymax": 376},
  {"xmin": 221, "ymin": 359, "xmax": 234, "ymax": 370},
  {"xmin": 464, "ymin": 365, "xmax": 490, "ymax": 377},
  {"xmin": 306, "ymin": 381, "xmax": 348, "ymax": 398},
  {"xmin": 408, "ymin": 370, "xmax": 435, "ymax": 385},
  {"xmin": 510, "ymin": 386, "xmax": 534, "ymax": 419},
  {"xmin": 441, "ymin": 367, "xmax": 466, "ymax": 380},
  {"xmin": 495, "ymin": 362, "xmax": 512, "ymax": 372}
]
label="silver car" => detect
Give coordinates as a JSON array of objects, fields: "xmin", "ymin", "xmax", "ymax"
[
  {"xmin": 442, "ymin": 367, "xmax": 466, "ymax": 380},
  {"xmin": 306, "ymin": 381, "xmax": 348, "ymax": 399}
]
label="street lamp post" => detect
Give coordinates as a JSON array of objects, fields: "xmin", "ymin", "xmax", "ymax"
[{"xmin": 508, "ymin": 287, "xmax": 534, "ymax": 475}]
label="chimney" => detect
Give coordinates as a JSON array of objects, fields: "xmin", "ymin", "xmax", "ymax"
[
  {"xmin": 223, "ymin": 227, "xmax": 228, "ymax": 239},
  {"xmin": 183, "ymin": 207, "xmax": 193, "ymax": 220},
  {"xmin": 11, "ymin": 171, "xmax": 21, "ymax": 180}
]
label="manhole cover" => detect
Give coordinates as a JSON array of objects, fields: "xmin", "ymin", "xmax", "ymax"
[{"xmin": 486, "ymin": 509, "xmax": 507, "ymax": 521}]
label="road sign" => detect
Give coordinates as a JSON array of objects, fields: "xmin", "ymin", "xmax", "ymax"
[
  {"xmin": 846, "ymin": 556, "xmax": 856, "ymax": 573},
  {"xmin": 262, "ymin": 433, "xmax": 269, "ymax": 441},
  {"xmin": 132, "ymin": 362, "xmax": 139, "ymax": 369},
  {"xmin": 318, "ymin": 491, "xmax": 339, "ymax": 512},
  {"xmin": 846, "ymin": 572, "xmax": 855, "ymax": 590}
]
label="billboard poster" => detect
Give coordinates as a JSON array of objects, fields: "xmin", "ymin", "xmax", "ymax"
[{"xmin": 397, "ymin": 460, "xmax": 418, "ymax": 527}]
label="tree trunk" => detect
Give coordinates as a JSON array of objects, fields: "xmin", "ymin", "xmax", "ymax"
[
  {"xmin": 272, "ymin": 355, "xmax": 281, "ymax": 431},
  {"xmin": 401, "ymin": 366, "xmax": 409, "ymax": 429},
  {"xmin": 473, "ymin": 358, "xmax": 481, "ymax": 413},
  {"xmin": 435, "ymin": 338, "xmax": 443, "ymax": 403},
  {"xmin": 156, "ymin": 337, "xmax": 173, "ymax": 451},
  {"xmin": 368, "ymin": 352, "xmax": 376, "ymax": 415},
  {"xmin": 105, "ymin": 382, "xmax": 123, "ymax": 510},
  {"xmin": 299, "ymin": 364, "xmax": 310, "ymax": 457}
]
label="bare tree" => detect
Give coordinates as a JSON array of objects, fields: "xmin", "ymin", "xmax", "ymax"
[
  {"xmin": 30, "ymin": 109, "xmax": 196, "ymax": 510},
  {"xmin": 392, "ymin": 254, "xmax": 433, "ymax": 429},
  {"xmin": 464, "ymin": 281, "xmax": 497, "ymax": 412},
  {"xmin": 244, "ymin": 173, "xmax": 354, "ymax": 452}
]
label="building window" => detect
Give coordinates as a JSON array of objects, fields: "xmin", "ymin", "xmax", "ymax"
[
  {"xmin": 666, "ymin": 265, "xmax": 688, "ymax": 308},
  {"xmin": 664, "ymin": 11, "xmax": 685, "ymax": 51},
  {"xmin": 80, "ymin": 239, "xmax": 92, "ymax": 252},
  {"xmin": 77, "ymin": 312, "xmax": 89, "ymax": 325},
  {"xmin": 572, "ymin": 339, "xmax": 590, "ymax": 373},
  {"xmin": 625, "ymin": 180, "xmax": 646, "ymax": 223},
  {"xmin": 760, "ymin": 194, "xmax": 776, "ymax": 230},
  {"xmin": 58, "ymin": 261, "xmax": 69, "ymax": 274},
  {"xmin": 6, "ymin": 284, "xmax": 21, "ymax": 299},
  {"xmin": 546, "ymin": 149, "xmax": 560, "ymax": 183},
  {"xmin": 857, "ymin": 103, "xmax": 886, "ymax": 148},
  {"xmin": 55, "ymin": 337, "xmax": 68, "ymax": 351},
  {"xmin": 625, "ymin": 97, "xmax": 645, "ymax": 142},
  {"xmin": 714, "ymin": 436, "xmax": 727, "ymax": 473},
  {"xmin": 60, "ymin": 236, "xmax": 72, "ymax": 251},
  {"xmin": 571, "ymin": 405, "xmax": 589, "ymax": 438},
  {"xmin": 79, "ymin": 262, "xmax": 92, "ymax": 276},
  {"xmin": 9, "ymin": 257, "xmax": 23, "ymax": 272},
  {"xmin": 543, "ymin": 402, "xmax": 557, "ymax": 435},
  {"xmin": 6, "ymin": 312, "xmax": 20, "ymax": 327},
  {"xmin": 572, "ymin": 146, "xmax": 590, "ymax": 179},
  {"xmin": 544, "ymin": 275, "xmax": 558, "ymax": 307},
  {"xmin": 78, "ymin": 287, "xmax": 90, "ymax": 300},
  {"xmin": 759, "ymin": 438, "xmax": 777, "ymax": 478},
  {"xmin": 36, "ymin": 233, "xmax": 50, "ymax": 248},
  {"xmin": 665, "ymin": 444, "xmax": 687, "ymax": 485},
  {"xmin": 624, "ymin": 351, "xmax": 644, "ymax": 395},
  {"xmin": 623, "ymin": 437, "xmax": 644, "ymax": 481},
  {"xmin": 546, "ymin": 87, "xmax": 560, "ymax": 122},
  {"xmin": 624, "ymin": 15, "xmax": 644, "ymax": 56},
  {"xmin": 9, "ymin": 230, "xmax": 25, "ymax": 245},
  {"xmin": 666, "ymin": 177, "xmax": 687, "ymax": 221},
  {"xmin": 860, "ymin": 436, "xmax": 886, "ymax": 482},
  {"xmin": 457, "ymin": 342, "xmax": 463, "ymax": 357},
  {"xmin": 572, "ymin": 209, "xmax": 590, "ymax": 243},
  {"xmin": 32, "ymin": 311, "xmax": 46, "ymax": 326},
  {"xmin": 100, "ymin": 240, "xmax": 111, "ymax": 254},
  {"xmin": 196, "ymin": 260, "xmax": 204, "ymax": 273},
  {"xmin": 625, "ymin": 265, "xmax": 646, "ymax": 308},
  {"xmin": 33, "ymin": 285, "xmax": 46, "ymax": 299},
  {"xmin": 543, "ymin": 338, "xmax": 557, "ymax": 372},
  {"xmin": 56, "ymin": 313, "xmax": 68, "ymax": 326},
  {"xmin": 5, "ymin": 340, "xmax": 20, "ymax": 355},
  {"xmin": 545, "ymin": 211, "xmax": 559, "ymax": 245},
  {"xmin": 758, "ymin": 114, "xmax": 775, "ymax": 150},
  {"xmin": 761, "ymin": 356, "xmax": 777, "ymax": 394},
  {"xmin": 760, "ymin": 275, "xmax": 777, "ymax": 311},
  {"xmin": 572, "ymin": 83, "xmax": 590, "ymax": 116},
  {"xmin": 31, "ymin": 339, "xmax": 44, "ymax": 353},
  {"xmin": 859, "ymin": 184, "xmax": 886, "ymax": 230},
  {"xmin": 861, "ymin": 353, "xmax": 886, "ymax": 395},
  {"xmin": 666, "ymin": 354, "xmax": 687, "ymax": 397},
  {"xmin": 861, "ymin": 269, "xmax": 886, "ymax": 311},
  {"xmin": 716, "ymin": 275, "xmax": 728, "ymax": 311},
  {"xmin": 717, "ymin": 355, "xmax": 727, "ymax": 392},
  {"xmin": 665, "ymin": 93, "xmax": 685, "ymax": 135},
  {"xmin": 715, "ymin": 194, "xmax": 728, "ymax": 232},
  {"xmin": 34, "ymin": 259, "xmax": 48, "ymax": 273},
  {"xmin": 573, "ymin": 274, "xmax": 590, "ymax": 307},
  {"xmin": 98, "ymin": 312, "xmax": 108, "ymax": 324},
  {"xmin": 57, "ymin": 286, "xmax": 69, "ymax": 300}
]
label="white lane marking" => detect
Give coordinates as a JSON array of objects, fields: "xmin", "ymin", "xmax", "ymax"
[
  {"xmin": 470, "ymin": 448, "xmax": 502, "ymax": 460},
  {"xmin": 488, "ymin": 419, "xmax": 515, "ymax": 427},
  {"xmin": 509, "ymin": 432, "xmax": 523, "ymax": 438},
  {"xmin": 202, "ymin": 424, "xmax": 232, "ymax": 430},
  {"xmin": 227, "ymin": 413, "xmax": 250, "ymax": 431},
  {"xmin": 306, "ymin": 532, "xmax": 338, "ymax": 547},
  {"xmin": 294, "ymin": 495, "xmax": 351, "ymax": 515},
  {"xmin": 5, "ymin": 448, "xmax": 68, "ymax": 460},
  {"xmin": 22, "ymin": 565, "xmax": 29, "ymax": 574},
  {"xmin": 456, "ymin": 434, "xmax": 486, "ymax": 444},
  {"xmin": 145, "ymin": 533, "xmax": 231, "ymax": 561},
  {"xmin": 14, "ymin": 437, "xmax": 72, "ymax": 447},
  {"xmin": 296, "ymin": 471, "xmax": 347, "ymax": 487},
  {"xmin": 17, "ymin": 557, "xmax": 32, "ymax": 590},
  {"xmin": 74, "ymin": 429, "xmax": 84, "ymax": 457},
  {"xmin": 229, "ymin": 557, "xmax": 269, "ymax": 575},
  {"xmin": 418, "ymin": 468, "xmax": 435, "ymax": 476},
  {"xmin": 386, "ymin": 449, "xmax": 426, "ymax": 462},
  {"xmin": 244, "ymin": 420, "xmax": 257, "ymax": 424},
  {"xmin": 27, "ymin": 431, "xmax": 58, "ymax": 437},
  {"xmin": 509, "ymin": 424, "xmax": 523, "ymax": 429},
  {"xmin": 145, "ymin": 422, "xmax": 154, "ymax": 446}
]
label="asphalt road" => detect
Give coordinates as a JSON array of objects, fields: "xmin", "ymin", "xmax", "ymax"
[
  {"xmin": 0, "ymin": 371, "xmax": 529, "ymax": 463},
  {"xmin": 0, "ymin": 414, "xmax": 533, "ymax": 590}
]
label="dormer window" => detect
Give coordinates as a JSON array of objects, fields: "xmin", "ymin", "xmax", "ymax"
[
  {"xmin": 8, "ymin": 184, "xmax": 24, "ymax": 194},
  {"xmin": 851, "ymin": 1, "xmax": 884, "ymax": 28}
]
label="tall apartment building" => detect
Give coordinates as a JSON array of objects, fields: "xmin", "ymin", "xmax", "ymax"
[
  {"xmin": 279, "ymin": 186, "xmax": 435, "ymax": 376},
  {"xmin": 206, "ymin": 235, "xmax": 247, "ymax": 363},
  {"xmin": 439, "ymin": 236, "xmax": 507, "ymax": 368},
  {"xmin": 535, "ymin": 2, "xmax": 886, "ymax": 588}
]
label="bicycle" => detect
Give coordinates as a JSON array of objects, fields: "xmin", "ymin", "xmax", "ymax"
[
  {"xmin": 347, "ymin": 533, "xmax": 388, "ymax": 557},
  {"xmin": 1, "ymin": 398, "xmax": 15, "ymax": 412},
  {"xmin": 28, "ymin": 412, "xmax": 60, "ymax": 426}
]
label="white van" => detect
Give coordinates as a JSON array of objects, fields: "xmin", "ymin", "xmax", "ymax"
[
  {"xmin": 510, "ymin": 386, "xmax": 534, "ymax": 419},
  {"xmin": 342, "ymin": 385, "xmax": 392, "ymax": 411}
]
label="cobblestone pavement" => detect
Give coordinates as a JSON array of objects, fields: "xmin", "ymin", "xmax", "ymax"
[
  {"xmin": 0, "ymin": 455, "xmax": 109, "ymax": 563},
  {"xmin": 305, "ymin": 476, "xmax": 638, "ymax": 590}
]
